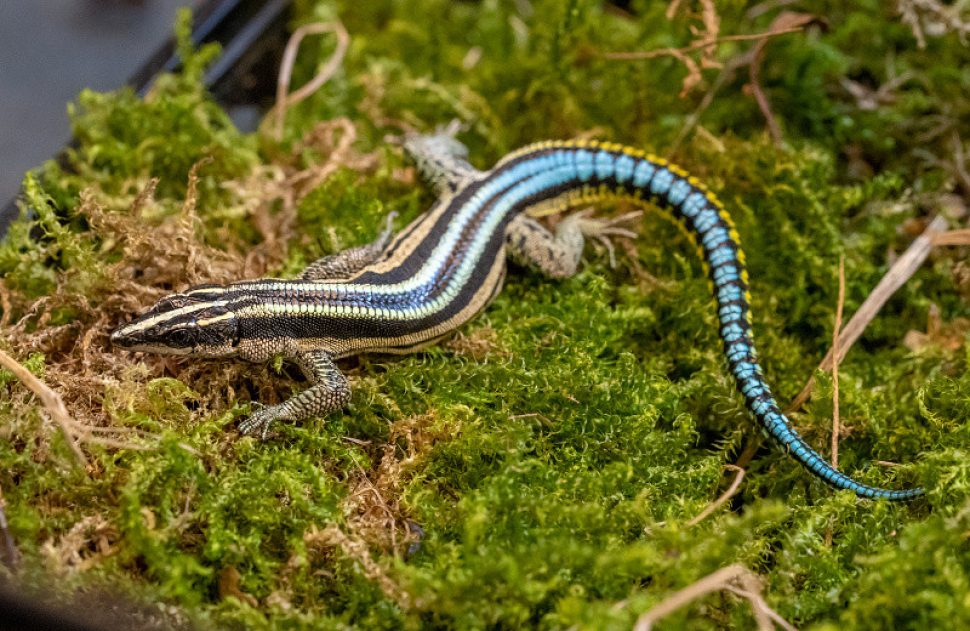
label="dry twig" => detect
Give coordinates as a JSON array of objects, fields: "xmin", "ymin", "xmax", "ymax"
[
  {"xmin": 898, "ymin": 0, "xmax": 970, "ymax": 49},
  {"xmin": 0, "ymin": 484, "xmax": 21, "ymax": 571},
  {"xmin": 643, "ymin": 8, "xmax": 814, "ymax": 150},
  {"xmin": 724, "ymin": 584, "xmax": 799, "ymax": 631},
  {"xmin": 687, "ymin": 465, "xmax": 746, "ymax": 526},
  {"xmin": 932, "ymin": 228, "xmax": 970, "ymax": 246},
  {"xmin": 787, "ymin": 215, "xmax": 949, "ymax": 411},
  {"xmin": 823, "ymin": 259, "xmax": 846, "ymax": 548},
  {"xmin": 633, "ymin": 564, "xmax": 796, "ymax": 631},
  {"xmin": 605, "ymin": 6, "xmax": 806, "ymax": 99},
  {"xmin": 604, "ymin": 29, "xmax": 804, "ymax": 60},
  {"xmin": 745, "ymin": 13, "xmax": 816, "ymax": 148},
  {"xmin": 734, "ymin": 435, "xmax": 763, "ymax": 472},
  {"xmin": 0, "ymin": 347, "xmax": 88, "ymax": 468},
  {"xmin": 267, "ymin": 20, "xmax": 350, "ymax": 141},
  {"xmin": 832, "ymin": 257, "xmax": 845, "ymax": 470}
]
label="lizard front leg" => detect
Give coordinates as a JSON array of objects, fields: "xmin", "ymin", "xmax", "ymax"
[
  {"xmin": 238, "ymin": 349, "xmax": 351, "ymax": 439},
  {"xmin": 299, "ymin": 213, "xmax": 397, "ymax": 281}
]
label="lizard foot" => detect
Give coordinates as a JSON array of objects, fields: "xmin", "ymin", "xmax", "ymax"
[
  {"xmin": 572, "ymin": 209, "xmax": 643, "ymax": 268},
  {"xmin": 238, "ymin": 403, "xmax": 287, "ymax": 440}
]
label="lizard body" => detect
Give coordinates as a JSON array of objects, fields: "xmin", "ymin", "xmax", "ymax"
[{"xmin": 111, "ymin": 134, "xmax": 922, "ymax": 501}]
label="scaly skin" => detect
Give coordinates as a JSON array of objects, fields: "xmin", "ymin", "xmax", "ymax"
[{"xmin": 112, "ymin": 135, "xmax": 923, "ymax": 501}]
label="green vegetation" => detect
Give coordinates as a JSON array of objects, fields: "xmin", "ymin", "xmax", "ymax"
[{"xmin": 3, "ymin": 1, "xmax": 970, "ymax": 629}]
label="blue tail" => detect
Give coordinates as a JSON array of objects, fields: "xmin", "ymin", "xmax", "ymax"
[{"xmin": 512, "ymin": 141, "xmax": 924, "ymax": 500}]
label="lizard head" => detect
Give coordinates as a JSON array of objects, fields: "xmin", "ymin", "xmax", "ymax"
[{"xmin": 111, "ymin": 286, "xmax": 238, "ymax": 357}]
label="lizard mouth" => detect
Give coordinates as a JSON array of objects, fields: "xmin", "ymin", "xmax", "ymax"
[
  {"xmin": 109, "ymin": 327, "xmax": 194, "ymax": 356},
  {"xmin": 109, "ymin": 323, "xmax": 153, "ymax": 351},
  {"xmin": 110, "ymin": 324, "xmax": 135, "ymax": 348},
  {"xmin": 109, "ymin": 320, "xmax": 181, "ymax": 353}
]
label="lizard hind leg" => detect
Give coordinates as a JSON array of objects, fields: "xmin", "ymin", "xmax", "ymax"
[
  {"xmin": 403, "ymin": 122, "xmax": 484, "ymax": 195},
  {"xmin": 505, "ymin": 210, "xmax": 641, "ymax": 279}
]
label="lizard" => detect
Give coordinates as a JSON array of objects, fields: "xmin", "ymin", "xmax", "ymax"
[{"xmin": 110, "ymin": 132, "xmax": 923, "ymax": 501}]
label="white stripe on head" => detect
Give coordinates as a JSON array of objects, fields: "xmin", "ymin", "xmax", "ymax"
[{"xmin": 122, "ymin": 300, "xmax": 229, "ymax": 334}]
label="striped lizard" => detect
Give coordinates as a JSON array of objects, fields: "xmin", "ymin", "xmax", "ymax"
[{"xmin": 111, "ymin": 132, "xmax": 922, "ymax": 501}]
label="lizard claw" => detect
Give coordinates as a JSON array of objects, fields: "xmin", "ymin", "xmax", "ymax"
[
  {"xmin": 238, "ymin": 403, "xmax": 282, "ymax": 440},
  {"xmin": 379, "ymin": 211, "xmax": 399, "ymax": 241},
  {"xmin": 437, "ymin": 119, "xmax": 466, "ymax": 138},
  {"xmin": 384, "ymin": 211, "xmax": 399, "ymax": 230},
  {"xmin": 370, "ymin": 211, "xmax": 400, "ymax": 253}
]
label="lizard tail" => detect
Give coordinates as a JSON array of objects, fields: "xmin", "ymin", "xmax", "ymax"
[
  {"xmin": 633, "ymin": 144, "xmax": 923, "ymax": 500},
  {"xmin": 501, "ymin": 140, "xmax": 923, "ymax": 500}
]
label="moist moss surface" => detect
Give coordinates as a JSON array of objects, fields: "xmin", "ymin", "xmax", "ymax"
[{"xmin": 3, "ymin": 2, "xmax": 970, "ymax": 629}]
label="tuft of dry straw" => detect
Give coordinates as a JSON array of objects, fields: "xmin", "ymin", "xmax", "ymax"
[
  {"xmin": 0, "ymin": 348, "xmax": 199, "ymax": 471},
  {"xmin": 305, "ymin": 525, "xmax": 420, "ymax": 609}
]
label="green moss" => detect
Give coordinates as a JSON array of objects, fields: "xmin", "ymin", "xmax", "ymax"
[{"xmin": 5, "ymin": 1, "xmax": 970, "ymax": 629}]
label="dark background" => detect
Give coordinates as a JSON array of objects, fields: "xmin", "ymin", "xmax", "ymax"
[{"xmin": 0, "ymin": 0, "xmax": 197, "ymax": 213}]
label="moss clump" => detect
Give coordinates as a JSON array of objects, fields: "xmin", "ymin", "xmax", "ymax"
[{"xmin": 3, "ymin": 1, "xmax": 970, "ymax": 629}]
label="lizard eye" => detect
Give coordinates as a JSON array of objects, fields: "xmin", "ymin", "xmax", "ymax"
[{"xmin": 168, "ymin": 329, "xmax": 194, "ymax": 347}]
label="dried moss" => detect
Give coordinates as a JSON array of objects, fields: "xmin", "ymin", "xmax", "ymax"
[{"xmin": 3, "ymin": 1, "xmax": 970, "ymax": 629}]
